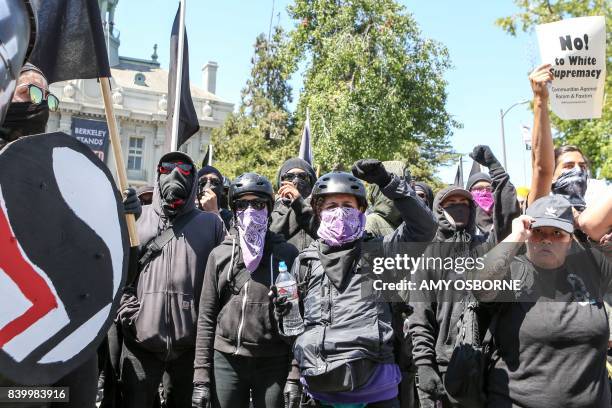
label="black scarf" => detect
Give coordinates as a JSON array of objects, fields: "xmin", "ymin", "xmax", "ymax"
[{"xmin": 317, "ymin": 239, "xmax": 362, "ymax": 290}]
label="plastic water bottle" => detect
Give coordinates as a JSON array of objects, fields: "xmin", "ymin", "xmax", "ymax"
[{"xmin": 275, "ymin": 261, "xmax": 305, "ymax": 336}]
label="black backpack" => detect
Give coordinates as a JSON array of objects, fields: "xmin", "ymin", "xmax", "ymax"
[{"xmin": 444, "ymin": 294, "xmax": 502, "ymax": 408}]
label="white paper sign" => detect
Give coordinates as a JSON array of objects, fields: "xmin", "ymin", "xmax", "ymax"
[{"xmin": 536, "ymin": 16, "xmax": 606, "ymax": 119}]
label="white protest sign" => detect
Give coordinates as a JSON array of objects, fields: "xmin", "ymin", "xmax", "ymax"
[{"xmin": 536, "ymin": 16, "xmax": 606, "ymax": 119}]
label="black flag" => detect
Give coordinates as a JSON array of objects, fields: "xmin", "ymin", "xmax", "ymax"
[
  {"xmin": 166, "ymin": 6, "xmax": 199, "ymax": 150},
  {"xmin": 468, "ymin": 160, "xmax": 481, "ymax": 180},
  {"xmin": 453, "ymin": 156, "xmax": 464, "ymax": 188},
  {"xmin": 28, "ymin": 0, "xmax": 111, "ymax": 83}
]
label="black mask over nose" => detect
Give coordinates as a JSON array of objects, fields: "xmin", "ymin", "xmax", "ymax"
[
  {"xmin": 443, "ymin": 204, "xmax": 471, "ymax": 229},
  {"xmin": 292, "ymin": 177, "xmax": 312, "ymax": 198},
  {"xmin": 159, "ymin": 167, "xmax": 193, "ymax": 216},
  {"xmin": 1, "ymin": 101, "xmax": 50, "ymax": 142}
]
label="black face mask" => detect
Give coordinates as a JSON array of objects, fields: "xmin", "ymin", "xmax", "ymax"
[
  {"xmin": 292, "ymin": 178, "xmax": 313, "ymax": 198},
  {"xmin": 159, "ymin": 168, "xmax": 192, "ymax": 216},
  {"xmin": 443, "ymin": 204, "xmax": 471, "ymax": 229},
  {"xmin": 1, "ymin": 101, "xmax": 50, "ymax": 142},
  {"xmin": 551, "ymin": 167, "xmax": 588, "ymax": 211}
]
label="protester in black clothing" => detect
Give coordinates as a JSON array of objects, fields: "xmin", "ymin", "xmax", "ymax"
[
  {"xmin": 466, "ymin": 145, "xmax": 518, "ymax": 239},
  {"xmin": 413, "ymin": 182, "xmax": 434, "ymax": 210},
  {"xmin": 117, "ymin": 152, "xmax": 225, "ymax": 408},
  {"xmin": 1, "ymin": 63, "xmax": 59, "ymax": 148},
  {"xmin": 471, "ymin": 195, "xmax": 612, "ymax": 408},
  {"xmin": 137, "ymin": 185, "xmax": 154, "ymax": 206},
  {"xmin": 409, "ymin": 166, "xmax": 519, "ymax": 407},
  {"xmin": 192, "ymin": 173, "xmax": 300, "ymax": 408},
  {"xmin": 269, "ymin": 158, "xmax": 319, "ymax": 252},
  {"xmin": 274, "ymin": 160, "xmax": 436, "ymax": 408},
  {"xmin": 197, "ymin": 165, "xmax": 232, "ymax": 230}
]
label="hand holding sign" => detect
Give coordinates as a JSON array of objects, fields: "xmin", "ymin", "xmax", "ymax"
[
  {"xmin": 529, "ymin": 63, "xmax": 554, "ymax": 100},
  {"xmin": 536, "ymin": 16, "xmax": 606, "ymax": 119}
]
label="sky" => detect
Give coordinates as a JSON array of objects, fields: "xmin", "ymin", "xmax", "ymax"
[{"xmin": 116, "ymin": 0, "xmax": 539, "ymax": 187}]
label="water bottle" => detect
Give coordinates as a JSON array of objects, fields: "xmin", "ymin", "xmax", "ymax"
[{"xmin": 275, "ymin": 261, "xmax": 305, "ymax": 336}]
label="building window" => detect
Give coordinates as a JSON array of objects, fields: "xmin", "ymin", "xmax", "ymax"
[{"xmin": 128, "ymin": 137, "xmax": 144, "ymax": 170}]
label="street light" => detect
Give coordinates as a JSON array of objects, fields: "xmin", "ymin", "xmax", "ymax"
[{"xmin": 500, "ymin": 99, "xmax": 530, "ymax": 169}]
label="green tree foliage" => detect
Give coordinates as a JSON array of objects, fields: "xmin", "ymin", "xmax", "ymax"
[
  {"xmin": 285, "ymin": 0, "xmax": 458, "ymax": 177},
  {"xmin": 496, "ymin": 0, "xmax": 611, "ymax": 179},
  {"xmin": 212, "ymin": 27, "xmax": 299, "ymax": 182}
]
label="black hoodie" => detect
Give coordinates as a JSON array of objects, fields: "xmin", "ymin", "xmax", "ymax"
[
  {"xmin": 117, "ymin": 152, "xmax": 226, "ymax": 360},
  {"xmin": 409, "ymin": 185, "xmax": 506, "ymax": 371}
]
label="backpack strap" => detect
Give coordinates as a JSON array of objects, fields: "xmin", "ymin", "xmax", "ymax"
[{"xmin": 132, "ymin": 210, "xmax": 199, "ymax": 285}]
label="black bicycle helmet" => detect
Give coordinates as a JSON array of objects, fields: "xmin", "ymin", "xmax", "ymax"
[
  {"xmin": 311, "ymin": 171, "xmax": 368, "ymax": 211},
  {"xmin": 229, "ymin": 172, "xmax": 274, "ymax": 211}
]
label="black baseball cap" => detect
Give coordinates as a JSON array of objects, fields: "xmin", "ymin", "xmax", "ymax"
[{"xmin": 526, "ymin": 195, "xmax": 574, "ymax": 234}]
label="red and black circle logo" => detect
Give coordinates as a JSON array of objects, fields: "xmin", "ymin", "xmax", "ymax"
[{"xmin": 0, "ymin": 132, "xmax": 128, "ymax": 384}]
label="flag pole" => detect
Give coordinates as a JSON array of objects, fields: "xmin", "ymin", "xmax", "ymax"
[
  {"xmin": 100, "ymin": 77, "xmax": 140, "ymax": 247},
  {"xmin": 170, "ymin": 0, "xmax": 187, "ymax": 152}
]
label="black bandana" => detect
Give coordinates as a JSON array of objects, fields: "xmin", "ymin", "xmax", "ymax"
[{"xmin": 1, "ymin": 101, "xmax": 50, "ymax": 142}]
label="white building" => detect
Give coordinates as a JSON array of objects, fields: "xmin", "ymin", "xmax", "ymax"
[{"xmin": 46, "ymin": 0, "xmax": 233, "ymax": 187}]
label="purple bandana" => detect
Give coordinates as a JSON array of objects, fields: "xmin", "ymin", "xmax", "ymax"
[
  {"xmin": 237, "ymin": 207, "xmax": 268, "ymax": 272},
  {"xmin": 471, "ymin": 190, "xmax": 494, "ymax": 214},
  {"xmin": 317, "ymin": 207, "xmax": 366, "ymax": 247}
]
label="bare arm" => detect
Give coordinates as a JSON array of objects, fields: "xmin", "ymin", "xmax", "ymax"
[
  {"xmin": 528, "ymin": 64, "xmax": 555, "ymax": 206},
  {"xmin": 577, "ymin": 191, "xmax": 612, "ymax": 241}
]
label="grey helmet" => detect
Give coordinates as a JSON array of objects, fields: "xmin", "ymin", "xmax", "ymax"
[
  {"xmin": 229, "ymin": 172, "xmax": 274, "ymax": 211},
  {"xmin": 312, "ymin": 171, "xmax": 368, "ymax": 210}
]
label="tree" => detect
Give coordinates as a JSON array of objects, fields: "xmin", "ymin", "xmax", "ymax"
[
  {"xmin": 212, "ymin": 26, "xmax": 299, "ymax": 182},
  {"xmin": 496, "ymin": 0, "xmax": 611, "ymax": 179},
  {"xmin": 285, "ymin": 0, "xmax": 458, "ymax": 178}
]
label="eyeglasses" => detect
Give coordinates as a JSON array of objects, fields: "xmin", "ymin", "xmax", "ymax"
[
  {"xmin": 16, "ymin": 83, "xmax": 60, "ymax": 112},
  {"xmin": 235, "ymin": 199, "xmax": 267, "ymax": 211},
  {"xmin": 280, "ymin": 172, "xmax": 309, "ymax": 182},
  {"xmin": 158, "ymin": 161, "xmax": 193, "ymax": 175},
  {"xmin": 199, "ymin": 177, "xmax": 222, "ymax": 187}
]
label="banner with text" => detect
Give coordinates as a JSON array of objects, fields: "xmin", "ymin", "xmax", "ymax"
[
  {"xmin": 536, "ymin": 16, "xmax": 606, "ymax": 119},
  {"xmin": 71, "ymin": 117, "xmax": 110, "ymax": 163}
]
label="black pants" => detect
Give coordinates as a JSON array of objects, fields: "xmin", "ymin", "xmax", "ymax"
[
  {"xmin": 119, "ymin": 339, "xmax": 194, "ymax": 408},
  {"xmin": 0, "ymin": 355, "xmax": 97, "ymax": 408},
  {"xmin": 212, "ymin": 350, "xmax": 290, "ymax": 408}
]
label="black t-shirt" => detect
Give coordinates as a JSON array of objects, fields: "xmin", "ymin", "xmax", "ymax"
[{"xmin": 488, "ymin": 247, "xmax": 612, "ymax": 408}]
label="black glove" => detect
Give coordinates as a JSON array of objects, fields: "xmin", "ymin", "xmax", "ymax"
[
  {"xmin": 269, "ymin": 286, "xmax": 292, "ymax": 319},
  {"xmin": 469, "ymin": 145, "xmax": 501, "ymax": 170},
  {"xmin": 191, "ymin": 383, "xmax": 211, "ymax": 408},
  {"xmin": 123, "ymin": 187, "xmax": 142, "ymax": 220},
  {"xmin": 417, "ymin": 365, "xmax": 445, "ymax": 399},
  {"xmin": 284, "ymin": 380, "xmax": 302, "ymax": 408},
  {"xmin": 351, "ymin": 159, "xmax": 392, "ymax": 187}
]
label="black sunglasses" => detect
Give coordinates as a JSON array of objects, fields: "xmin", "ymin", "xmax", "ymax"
[
  {"xmin": 280, "ymin": 172, "xmax": 309, "ymax": 182},
  {"xmin": 199, "ymin": 177, "xmax": 222, "ymax": 187},
  {"xmin": 235, "ymin": 199, "xmax": 267, "ymax": 211}
]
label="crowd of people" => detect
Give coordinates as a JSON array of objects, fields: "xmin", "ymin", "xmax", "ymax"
[{"xmin": 1, "ymin": 25, "xmax": 611, "ymax": 408}]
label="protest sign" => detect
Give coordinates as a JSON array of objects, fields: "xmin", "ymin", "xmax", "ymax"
[
  {"xmin": 0, "ymin": 132, "xmax": 128, "ymax": 384},
  {"xmin": 71, "ymin": 117, "xmax": 110, "ymax": 163},
  {"xmin": 536, "ymin": 16, "xmax": 606, "ymax": 119}
]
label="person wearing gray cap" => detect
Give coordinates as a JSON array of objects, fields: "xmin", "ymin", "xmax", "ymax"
[{"xmin": 470, "ymin": 194, "xmax": 612, "ymax": 408}]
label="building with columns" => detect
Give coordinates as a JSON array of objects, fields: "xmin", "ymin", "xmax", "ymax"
[{"xmin": 45, "ymin": 0, "xmax": 233, "ymax": 187}]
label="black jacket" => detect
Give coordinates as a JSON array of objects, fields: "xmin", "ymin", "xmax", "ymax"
[
  {"xmin": 286, "ymin": 175, "xmax": 436, "ymax": 389},
  {"xmin": 193, "ymin": 231, "xmax": 299, "ymax": 384},
  {"xmin": 409, "ymin": 182, "xmax": 517, "ymax": 370},
  {"xmin": 269, "ymin": 196, "xmax": 318, "ymax": 252}
]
